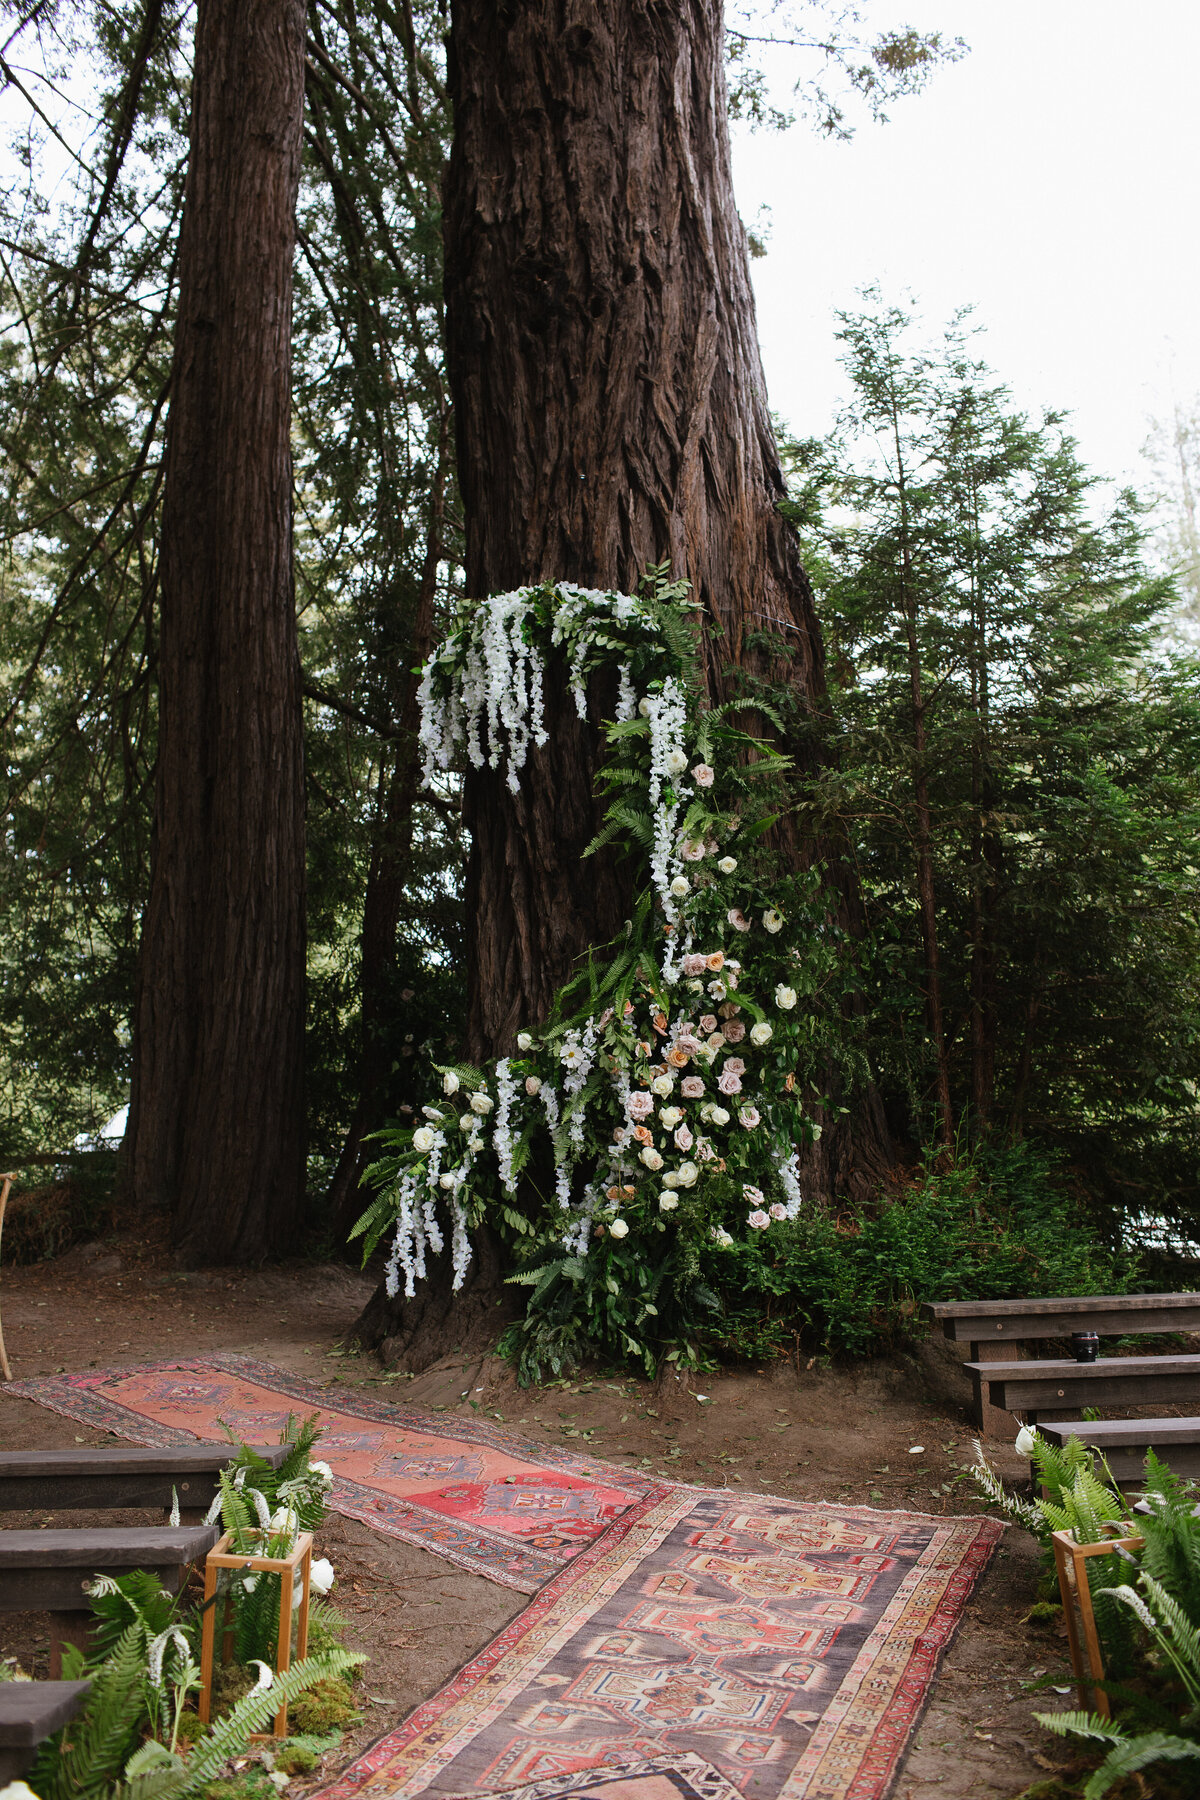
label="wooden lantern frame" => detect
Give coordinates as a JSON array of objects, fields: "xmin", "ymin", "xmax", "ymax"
[
  {"xmin": 197, "ymin": 1529, "xmax": 313, "ymax": 1739},
  {"xmin": 1050, "ymin": 1524, "xmax": 1144, "ymax": 1717}
]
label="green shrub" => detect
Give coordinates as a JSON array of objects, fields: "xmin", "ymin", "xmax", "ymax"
[{"xmin": 706, "ymin": 1142, "xmax": 1135, "ymax": 1362}]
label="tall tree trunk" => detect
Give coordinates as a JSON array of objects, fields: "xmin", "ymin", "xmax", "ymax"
[
  {"xmin": 445, "ymin": 0, "xmax": 890, "ymax": 1194},
  {"xmin": 126, "ymin": 0, "xmax": 307, "ymax": 1264}
]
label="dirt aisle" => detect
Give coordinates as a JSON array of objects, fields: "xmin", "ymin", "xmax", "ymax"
[{"xmin": 0, "ymin": 1230, "xmax": 1065, "ymax": 1798}]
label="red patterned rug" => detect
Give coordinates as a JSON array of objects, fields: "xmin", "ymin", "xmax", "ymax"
[
  {"xmin": 5, "ymin": 1355, "xmax": 661, "ymax": 1592},
  {"xmin": 315, "ymin": 1486, "xmax": 1002, "ymax": 1800}
]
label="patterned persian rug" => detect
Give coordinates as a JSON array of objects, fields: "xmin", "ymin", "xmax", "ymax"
[
  {"xmin": 315, "ymin": 1486, "xmax": 1002, "ymax": 1800},
  {"xmin": 6, "ymin": 1354, "xmax": 662, "ymax": 1591}
]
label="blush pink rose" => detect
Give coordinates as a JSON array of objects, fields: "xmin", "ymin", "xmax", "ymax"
[
  {"xmin": 626, "ymin": 1090, "xmax": 654, "ymax": 1121},
  {"xmin": 739, "ymin": 1106, "xmax": 761, "ymax": 1129},
  {"xmin": 717, "ymin": 1071, "xmax": 743, "ymax": 1096},
  {"xmin": 722, "ymin": 1019, "xmax": 746, "ymax": 1044},
  {"xmin": 681, "ymin": 953, "xmax": 708, "ymax": 977},
  {"xmin": 769, "ymin": 1203, "xmax": 788, "ymax": 1220},
  {"xmin": 723, "ymin": 1056, "xmax": 746, "ymax": 1076},
  {"xmin": 747, "ymin": 1209, "xmax": 770, "ymax": 1230},
  {"xmin": 699, "ymin": 1015, "xmax": 718, "ymax": 1034},
  {"xmin": 691, "ymin": 763, "xmax": 715, "ymax": 786},
  {"xmin": 727, "ymin": 908, "xmax": 750, "ymax": 932},
  {"xmin": 674, "ymin": 1124, "xmax": 694, "ymax": 1151},
  {"xmin": 681, "ymin": 1076, "xmax": 705, "ymax": 1098}
]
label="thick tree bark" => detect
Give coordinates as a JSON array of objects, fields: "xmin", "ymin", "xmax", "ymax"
[
  {"xmin": 446, "ymin": 0, "xmax": 890, "ymax": 1181},
  {"xmin": 126, "ymin": 0, "xmax": 307, "ymax": 1264}
]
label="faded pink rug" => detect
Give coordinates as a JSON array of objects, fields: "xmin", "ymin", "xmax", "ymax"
[{"xmin": 7, "ymin": 1354, "xmax": 664, "ymax": 1591}]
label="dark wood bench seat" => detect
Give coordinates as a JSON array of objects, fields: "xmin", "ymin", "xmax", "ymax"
[
  {"xmin": 925, "ymin": 1292, "xmax": 1200, "ymax": 1344},
  {"xmin": 0, "ymin": 1679, "xmax": 91, "ymax": 1781},
  {"xmin": 0, "ymin": 1445, "xmax": 287, "ymax": 1520},
  {"xmin": 964, "ymin": 1354, "xmax": 1200, "ymax": 1428},
  {"xmin": 1038, "ymin": 1418, "xmax": 1200, "ymax": 1488},
  {"xmin": 0, "ymin": 1523, "xmax": 218, "ymax": 1675}
]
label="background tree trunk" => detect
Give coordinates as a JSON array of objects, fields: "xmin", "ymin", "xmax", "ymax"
[
  {"xmin": 445, "ymin": 0, "xmax": 891, "ymax": 1189},
  {"xmin": 126, "ymin": 0, "xmax": 307, "ymax": 1264}
]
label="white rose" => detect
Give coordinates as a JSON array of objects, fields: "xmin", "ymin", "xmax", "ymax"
[
  {"xmin": 713, "ymin": 1227, "xmax": 734, "ymax": 1248},
  {"xmin": 658, "ymin": 1192, "xmax": 679, "ymax": 1211},
  {"xmin": 470, "ymin": 1092, "xmax": 494, "ymax": 1114},
  {"xmin": 687, "ymin": 979, "xmax": 704, "ymax": 992},
  {"xmin": 609, "ymin": 1216, "xmax": 630, "ymax": 1237},
  {"xmin": 459, "ymin": 1113, "xmax": 476, "ymax": 1131},
  {"xmin": 762, "ymin": 909, "xmax": 784, "ymax": 934},
  {"xmin": 662, "ymin": 1170, "xmax": 680, "ymax": 1189},
  {"xmin": 718, "ymin": 856, "xmax": 737, "ymax": 874},
  {"xmin": 525, "ymin": 1076, "xmax": 542, "ymax": 1096},
  {"xmin": 309, "ymin": 1557, "xmax": 336, "ymax": 1596},
  {"xmin": 675, "ymin": 1161, "xmax": 699, "ymax": 1187},
  {"xmin": 412, "ymin": 1126, "xmax": 436, "ymax": 1152},
  {"xmin": 309, "ymin": 1460, "xmax": 333, "ymax": 1485},
  {"xmin": 665, "ymin": 748, "xmax": 688, "ymax": 775},
  {"xmin": 669, "ymin": 875, "xmax": 690, "ymax": 898},
  {"xmin": 640, "ymin": 1146, "xmax": 664, "ymax": 1170},
  {"xmin": 443, "ymin": 1070, "xmax": 460, "ymax": 1096},
  {"xmin": 638, "ymin": 698, "xmax": 653, "ymax": 718},
  {"xmin": 439, "ymin": 1171, "xmax": 456, "ymax": 1189},
  {"xmin": 651, "ymin": 1074, "xmax": 675, "ymax": 1097},
  {"xmin": 516, "ymin": 1031, "xmax": 534, "ymax": 1050},
  {"xmin": 269, "ymin": 1505, "xmax": 298, "ymax": 1537},
  {"xmin": 1014, "ymin": 1425, "xmax": 1038, "ymax": 1458},
  {"xmin": 659, "ymin": 1105, "xmax": 683, "ymax": 1128},
  {"xmin": 749, "ymin": 1021, "xmax": 772, "ymax": 1046},
  {"xmin": 710, "ymin": 1105, "xmax": 730, "ymax": 1126},
  {"xmin": 775, "ymin": 985, "xmax": 797, "ymax": 1010},
  {"xmin": 421, "ymin": 1105, "xmax": 445, "ymax": 1121}
]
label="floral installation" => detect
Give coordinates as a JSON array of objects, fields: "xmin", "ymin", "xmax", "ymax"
[{"xmin": 357, "ymin": 569, "xmax": 851, "ymax": 1370}]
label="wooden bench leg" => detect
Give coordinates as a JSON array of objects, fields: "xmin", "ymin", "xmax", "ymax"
[
  {"xmin": 971, "ymin": 1341, "xmax": 1021, "ymax": 1440},
  {"xmin": 48, "ymin": 1609, "xmax": 94, "ymax": 1677}
]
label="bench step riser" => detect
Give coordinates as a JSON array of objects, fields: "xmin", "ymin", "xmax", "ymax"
[
  {"xmin": 945, "ymin": 1306, "xmax": 1200, "ymax": 1341},
  {"xmin": 995, "ymin": 1372, "xmax": 1200, "ymax": 1412},
  {"xmin": 0, "ymin": 1562, "xmax": 189, "ymax": 1613},
  {"xmin": 0, "ymin": 1476, "xmax": 222, "ymax": 1512}
]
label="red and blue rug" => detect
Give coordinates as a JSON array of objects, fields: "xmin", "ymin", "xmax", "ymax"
[{"xmin": 6, "ymin": 1354, "xmax": 662, "ymax": 1591}]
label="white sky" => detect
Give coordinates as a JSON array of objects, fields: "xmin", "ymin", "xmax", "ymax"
[{"xmin": 733, "ymin": 0, "xmax": 1200, "ymax": 490}]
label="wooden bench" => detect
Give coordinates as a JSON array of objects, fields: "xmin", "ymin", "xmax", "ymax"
[
  {"xmin": 963, "ymin": 1354, "xmax": 1200, "ymax": 1433},
  {"xmin": 924, "ymin": 1294, "xmax": 1200, "ymax": 1434},
  {"xmin": 1038, "ymin": 1418, "xmax": 1200, "ymax": 1489},
  {"xmin": 0, "ymin": 1679, "xmax": 91, "ymax": 1781},
  {"xmin": 0, "ymin": 1523, "xmax": 218, "ymax": 1675},
  {"xmin": 0, "ymin": 1445, "xmax": 288, "ymax": 1523}
]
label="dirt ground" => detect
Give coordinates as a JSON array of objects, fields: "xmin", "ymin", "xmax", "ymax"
[{"xmin": 0, "ymin": 1225, "xmax": 1081, "ymax": 1799}]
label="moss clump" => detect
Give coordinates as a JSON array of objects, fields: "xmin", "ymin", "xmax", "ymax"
[
  {"xmin": 1024, "ymin": 1600, "xmax": 1063, "ymax": 1628},
  {"xmin": 198, "ymin": 1773, "xmax": 276, "ymax": 1800},
  {"xmin": 275, "ymin": 1744, "xmax": 317, "ymax": 1774},
  {"xmin": 288, "ymin": 1675, "xmax": 360, "ymax": 1735}
]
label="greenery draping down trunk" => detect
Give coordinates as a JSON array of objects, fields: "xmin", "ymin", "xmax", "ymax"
[{"xmin": 126, "ymin": 0, "xmax": 308, "ymax": 1263}]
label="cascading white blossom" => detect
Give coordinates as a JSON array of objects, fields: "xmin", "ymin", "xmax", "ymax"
[
  {"xmin": 384, "ymin": 1170, "xmax": 421, "ymax": 1298},
  {"xmin": 418, "ymin": 583, "xmax": 658, "ymax": 796},
  {"xmin": 644, "ymin": 677, "xmax": 692, "ymax": 975},
  {"xmin": 616, "ymin": 663, "xmax": 637, "ymax": 722},
  {"xmin": 560, "ymin": 1016, "xmax": 598, "ymax": 1148},
  {"xmin": 777, "ymin": 1150, "xmax": 805, "ymax": 1219},
  {"xmin": 493, "ymin": 1058, "xmax": 518, "ymax": 1194}
]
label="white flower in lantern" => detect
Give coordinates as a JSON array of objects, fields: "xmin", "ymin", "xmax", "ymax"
[{"xmin": 310, "ymin": 1558, "xmax": 336, "ymax": 1596}]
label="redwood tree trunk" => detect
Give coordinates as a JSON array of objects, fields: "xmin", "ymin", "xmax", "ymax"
[
  {"xmin": 126, "ymin": 0, "xmax": 307, "ymax": 1263},
  {"xmin": 446, "ymin": 0, "xmax": 890, "ymax": 1193}
]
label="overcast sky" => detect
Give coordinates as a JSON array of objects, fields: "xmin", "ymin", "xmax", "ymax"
[{"xmin": 732, "ymin": 0, "xmax": 1200, "ymax": 491}]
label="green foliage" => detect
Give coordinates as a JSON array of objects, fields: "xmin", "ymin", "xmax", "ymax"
[
  {"xmin": 784, "ymin": 297, "xmax": 1200, "ymax": 1228},
  {"xmin": 286, "ymin": 1674, "xmax": 361, "ymax": 1737},
  {"xmin": 708, "ymin": 1141, "xmax": 1134, "ymax": 1361}
]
